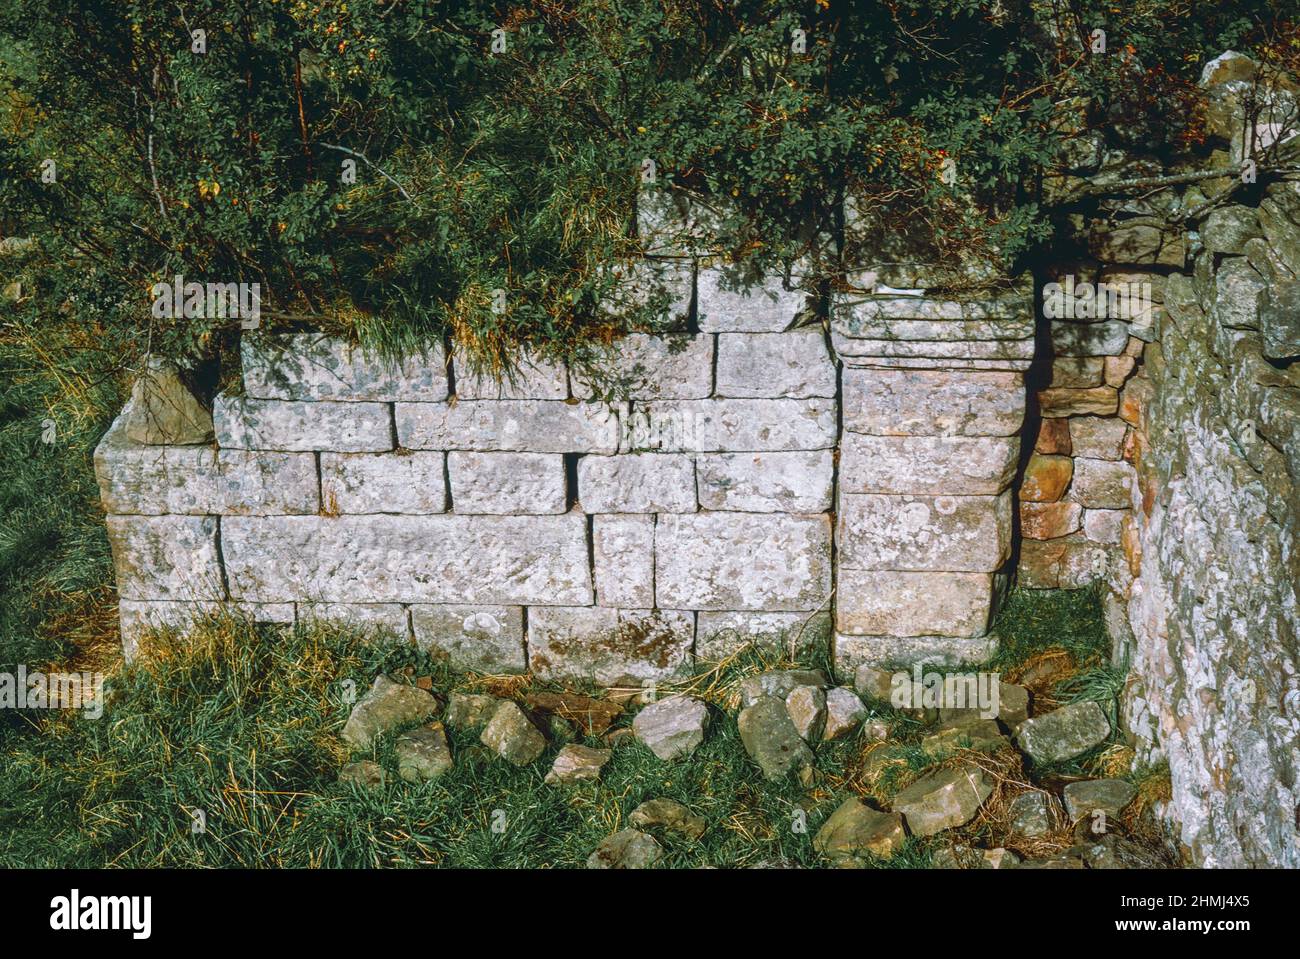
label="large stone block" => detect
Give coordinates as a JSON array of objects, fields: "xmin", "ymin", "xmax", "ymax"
[
  {"xmin": 221, "ymin": 514, "xmax": 592, "ymax": 605},
  {"xmin": 833, "ymin": 337, "xmax": 1035, "ymax": 362},
  {"xmin": 447, "ymin": 451, "xmax": 566, "ymax": 514},
  {"xmin": 106, "ymin": 515, "xmax": 225, "ymax": 601},
  {"xmin": 298, "ymin": 603, "xmax": 411, "ymax": 641},
  {"xmin": 838, "ymin": 434, "xmax": 1018, "ymax": 495},
  {"xmin": 215, "ymin": 394, "xmax": 392, "ymax": 452},
  {"xmin": 695, "ymin": 610, "xmax": 833, "ymax": 660},
  {"xmin": 714, "ymin": 331, "xmax": 836, "ymax": 398},
  {"xmin": 833, "ymin": 633, "xmax": 998, "ymax": 675},
  {"xmin": 411, "ymin": 604, "xmax": 527, "ymax": 673},
  {"xmin": 528, "ymin": 607, "xmax": 694, "ymax": 686},
  {"xmin": 592, "ymin": 515, "xmax": 655, "ymax": 607},
  {"xmin": 577, "ymin": 453, "xmax": 696, "ymax": 513},
  {"xmin": 1050, "ymin": 320, "xmax": 1131, "ymax": 357},
  {"xmin": 96, "ymin": 414, "xmax": 319, "ymax": 515},
  {"xmin": 832, "ymin": 315, "xmax": 1035, "ymax": 343},
  {"xmin": 118, "ymin": 599, "xmax": 294, "ymax": 658},
  {"xmin": 320, "ymin": 452, "xmax": 446, "ymax": 514},
  {"xmin": 1069, "ymin": 457, "xmax": 1135, "ymax": 509},
  {"xmin": 573, "ymin": 334, "xmax": 712, "ymax": 400},
  {"xmin": 841, "ymin": 369, "xmax": 1024, "ymax": 436},
  {"xmin": 624, "ymin": 398, "xmax": 837, "ymax": 452},
  {"xmin": 696, "ymin": 450, "xmax": 833, "ymax": 512},
  {"xmin": 242, "ymin": 333, "xmax": 447, "ymax": 401},
  {"xmin": 454, "ymin": 351, "xmax": 568, "ymax": 400},
  {"xmin": 836, "ymin": 570, "xmax": 994, "ymax": 638},
  {"xmin": 655, "ymin": 512, "xmax": 832, "ymax": 611},
  {"xmin": 123, "ymin": 360, "xmax": 214, "ymax": 445},
  {"xmin": 696, "ymin": 262, "xmax": 810, "ymax": 332},
  {"xmin": 837, "ymin": 492, "xmax": 1013, "ymax": 572},
  {"xmin": 395, "ymin": 400, "xmax": 621, "ymax": 453},
  {"xmin": 1070, "ymin": 417, "xmax": 1128, "ymax": 460}
]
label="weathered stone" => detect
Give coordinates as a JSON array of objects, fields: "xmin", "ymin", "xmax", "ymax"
[
  {"xmin": 655, "ymin": 512, "xmax": 832, "ymax": 610},
  {"xmin": 447, "ymin": 451, "xmax": 566, "ymax": 514},
  {"xmin": 785, "ymin": 685, "xmax": 827, "ymax": 741},
  {"xmin": 837, "ymin": 492, "xmax": 1012, "ymax": 572},
  {"xmin": 1258, "ymin": 280, "xmax": 1300, "ymax": 360},
  {"xmin": 1008, "ymin": 790, "xmax": 1054, "ymax": 837},
  {"xmin": 574, "ymin": 333, "xmax": 712, "ymax": 400},
  {"xmin": 592, "ymin": 515, "xmax": 654, "ymax": 607},
  {"xmin": 739, "ymin": 669, "xmax": 827, "ymax": 707},
  {"xmin": 1104, "ymin": 354, "xmax": 1137, "ymax": 387},
  {"xmin": 1018, "ymin": 534, "xmax": 1109, "ymax": 589},
  {"xmin": 836, "ymin": 633, "xmax": 998, "ymax": 674},
  {"xmin": 835, "ymin": 569, "xmax": 993, "ymax": 637},
  {"xmin": 342, "ymin": 674, "xmax": 440, "ymax": 749},
  {"xmin": 445, "ymin": 692, "xmax": 501, "ymax": 731},
  {"xmin": 339, "ymin": 760, "xmax": 386, "ymax": 790},
  {"xmin": 624, "ymin": 398, "xmax": 837, "ymax": 452},
  {"xmin": 813, "ymin": 798, "xmax": 906, "ymax": 862},
  {"xmin": 243, "ymin": 334, "xmax": 447, "ymax": 402},
  {"xmin": 836, "ymin": 337, "xmax": 1034, "ymax": 363},
  {"xmin": 696, "ymin": 450, "xmax": 833, "ymax": 512},
  {"xmin": 1118, "ymin": 376, "xmax": 1153, "ymax": 428},
  {"xmin": 632, "ymin": 695, "xmax": 710, "ymax": 760},
  {"xmin": 454, "ymin": 351, "xmax": 567, "ymax": 400},
  {"xmin": 1015, "ymin": 700, "xmax": 1111, "ymax": 763},
  {"xmin": 1209, "ymin": 256, "xmax": 1266, "ymax": 331},
  {"xmin": 1020, "ymin": 454, "xmax": 1073, "ymax": 502},
  {"xmin": 737, "ymin": 695, "xmax": 815, "ymax": 780},
  {"xmin": 216, "ymin": 394, "xmax": 392, "ymax": 452},
  {"xmin": 1069, "ymin": 457, "xmax": 1134, "ymax": 509},
  {"xmin": 822, "ymin": 687, "xmax": 867, "ymax": 741},
  {"xmin": 396, "ymin": 723, "xmax": 453, "ymax": 782},
  {"xmin": 117, "ymin": 600, "xmax": 293, "ymax": 657},
  {"xmin": 1034, "ymin": 418, "xmax": 1072, "ymax": 455},
  {"xmin": 697, "ymin": 262, "xmax": 810, "ymax": 332},
  {"xmin": 715, "ymin": 331, "xmax": 836, "ymax": 398},
  {"xmin": 1051, "ymin": 356, "xmax": 1105, "ymax": 388},
  {"xmin": 853, "ymin": 665, "xmax": 894, "ymax": 701},
  {"xmin": 998, "ymin": 683, "xmax": 1031, "ymax": 727},
  {"xmin": 1202, "ymin": 206, "xmax": 1262, "ymax": 255},
  {"xmin": 396, "ymin": 400, "xmax": 621, "ymax": 454},
  {"xmin": 892, "ymin": 765, "xmax": 993, "ymax": 836},
  {"xmin": 106, "ymin": 515, "xmax": 224, "ymax": 601},
  {"xmin": 1063, "ymin": 778, "xmax": 1138, "ymax": 822},
  {"xmin": 695, "ymin": 611, "xmax": 832, "ymax": 661},
  {"xmin": 1070, "ymin": 417, "xmax": 1128, "ymax": 460},
  {"xmin": 123, "ymin": 359, "xmax": 214, "ymax": 445},
  {"xmin": 299, "ymin": 603, "xmax": 410, "ymax": 641},
  {"xmin": 320, "ymin": 451, "xmax": 445, "ymax": 514},
  {"xmin": 480, "ymin": 700, "xmax": 547, "ymax": 765},
  {"xmin": 1083, "ymin": 508, "xmax": 1125, "ymax": 544},
  {"xmin": 578, "ymin": 453, "xmax": 696, "ymax": 513},
  {"xmin": 1038, "ymin": 386, "xmax": 1120, "ymax": 417},
  {"xmin": 841, "ymin": 369, "xmax": 1024, "ymax": 437},
  {"xmin": 922, "ymin": 718, "xmax": 1006, "ymax": 754},
  {"xmin": 1020, "ymin": 501, "xmax": 1083, "ymax": 540},
  {"xmin": 933, "ymin": 845, "xmax": 1021, "ymax": 869},
  {"xmin": 598, "ymin": 257, "xmax": 694, "ymax": 330},
  {"xmin": 628, "ymin": 798, "xmax": 707, "ymax": 839},
  {"xmin": 522, "ymin": 691, "xmax": 623, "ymax": 736},
  {"xmin": 1088, "ymin": 220, "xmax": 1185, "ymax": 266},
  {"xmin": 528, "ymin": 607, "xmax": 693, "ymax": 686},
  {"xmin": 586, "ymin": 829, "xmax": 663, "ymax": 869},
  {"xmin": 545, "ymin": 744, "xmax": 612, "ymax": 784},
  {"xmin": 838, "ymin": 434, "xmax": 1018, "ymax": 495},
  {"xmin": 1050, "ymin": 321, "xmax": 1130, "ymax": 358},
  {"xmin": 222, "ymin": 514, "xmax": 591, "ymax": 605},
  {"xmin": 411, "ymin": 604, "xmax": 526, "ymax": 673}
]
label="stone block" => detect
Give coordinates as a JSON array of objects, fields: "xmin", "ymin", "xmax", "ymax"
[
  {"xmin": 838, "ymin": 434, "xmax": 1018, "ymax": 496},
  {"xmin": 106, "ymin": 515, "xmax": 225, "ymax": 601},
  {"xmin": 597, "ymin": 257, "xmax": 694, "ymax": 330},
  {"xmin": 454, "ymin": 351, "xmax": 568, "ymax": 400},
  {"xmin": 572, "ymin": 333, "xmax": 712, "ymax": 400},
  {"xmin": 655, "ymin": 512, "xmax": 832, "ymax": 611},
  {"xmin": 837, "ymin": 492, "xmax": 1013, "ymax": 572},
  {"xmin": 1070, "ymin": 417, "xmax": 1128, "ymax": 460},
  {"xmin": 242, "ymin": 333, "xmax": 447, "ymax": 401},
  {"xmin": 221, "ymin": 514, "xmax": 591, "ymax": 605},
  {"xmin": 123, "ymin": 360, "xmax": 213, "ymax": 444},
  {"xmin": 1020, "ymin": 454, "xmax": 1073, "ymax": 502},
  {"xmin": 528, "ymin": 607, "xmax": 694, "ymax": 686},
  {"xmin": 410, "ymin": 604, "xmax": 526, "ymax": 673},
  {"xmin": 118, "ymin": 599, "xmax": 294, "ymax": 657},
  {"xmin": 298, "ymin": 603, "xmax": 411, "ymax": 642},
  {"xmin": 577, "ymin": 453, "xmax": 696, "ymax": 513},
  {"xmin": 1050, "ymin": 320, "xmax": 1130, "ymax": 357},
  {"xmin": 447, "ymin": 451, "xmax": 566, "ymax": 514},
  {"xmin": 696, "ymin": 262, "xmax": 810, "ymax": 332},
  {"xmin": 1038, "ymin": 386, "xmax": 1119, "ymax": 418},
  {"xmin": 696, "ymin": 450, "xmax": 833, "ymax": 512},
  {"xmin": 841, "ymin": 369, "xmax": 1024, "ymax": 436},
  {"xmin": 624, "ymin": 398, "xmax": 837, "ymax": 452},
  {"xmin": 320, "ymin": 452, "xmax": 446, "ymax": 514},
  {"xmin": 215, "ymin": 394, "xmax": 392, "ymax": 452},
  {"xmin": 695, "ymin": 610, "xmax": 832, "ymax": 660},
  {"xmin": 1020, "ymin": 501, "xmax": 1083, "ymax": 540},
  {"xmin": 1083, "ymin": 508, "xmax": 1126, "ymax": 545},
  {"xmin": 1034, "ymin": 419, "xmax": 1072, "ymax": 455},
  {"xmin": 833, "ymin": 633, "xmax": 998, "ymax": 675},
  {"xmin": 714, "ymin": 331, "xmax": 836, "ymax": 398},
  {"xmin": 592, "ymin": 515, "xmax": 655, "ymax": 608},
  {"xmin": 1069, "ymin": 457, "xmax": 1135, "ymax": 509},
  {"xmin": 1050, "ymin": 357, "xmax": 1105, "ymax": 388},
  {"xmin": 835, "ymin": 570, "xmax": 994, "ymax": 638},
  {"xmin": 395, "ymin": 400, "xmax": 621, "ymax": 453}
]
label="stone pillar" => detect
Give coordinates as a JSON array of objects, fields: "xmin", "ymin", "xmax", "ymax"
[{"xmin": 829, "ymin": 270, "xmax": 1031, "ymax": 674}]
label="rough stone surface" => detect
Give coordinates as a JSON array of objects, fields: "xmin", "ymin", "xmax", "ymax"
[
  {"xmin": 624, "ymin": 398, "xmax": 837, "ymax": 452},
  {"xmin": 628, "ymin": 798, "xmax": 707, "ymax": 839},
  {"xmin": 528, "ymin": 607, "xmax": 693, "ymax": 686},
  {"xmin": 715, "ymin": 331, "xmax": 836, "ymax": 398},
  {"xmin": 124, "ymin": 360, "xmax": 214, "ymax": 445},
  {"xmin": 397, "ymin": 400, "xmax": 621, "ymax": 454},
  {"xmin": 836, "ymin": 570, "xmax": 993, "ymax": 637},
  {"xmin": 655, "ymin": 512, "xmax": 832, "ymax": 610},
  {"xmin": 586, "ymin": 829, "xmax": 663, "ymax": 869},
  {"xmin": 738, "ymin": 695, "xmax": 815, "ymax": 780},
  {"xmin": 891, "ymin": 765, "xmax": 993, "ymax": 836},
  {"xmin": 632, "ymin": 696, "xmax": 710, "ymax": 760},
  {"xmin": 1020, "ymin": 454, "xmax": 1073, "ymax": 502},
  {"xmin": 1070, "ymin": 417, "xmax": 1128, "ymax": 460},
  {"xmin": 574, "ymin": 333, "xmax": 712, "ymax": 400},
  {"xmin": 1015, "ymin": 700, "xmax": 1111, "ymax": 763},
  {"xmin": 838, "ymin": 434, "xmax": 1018, "ymax": 495},
  {"xmin": 578, "ymin": 453, "xmax": 696, "ymax": 513},
  {"xmin": 1039, "ymin": 386, "xmax": 1120, "ymax": 417},
  {"xmin": 1259, "ymin": 280, "xmax": 1300, "ymax": 359},
  {"xmin": 822, "ymin": 687, "xmax": 867, "ymax": 741},
  {"xmin": 1020, "ymin": 501, "xmax": 1083, "ymax": 540},
  {"xmin": 480, "ymin": 700, "xmax": 547, "ymax": 765},
  {"xmin": 1063, "ymin": 778, "xmax": 1138, "ymax": 823},
  {"xmin": 545, "ymin": 744, "xmax": 612, "ymax": 784},
  {"xmin": 454, "ymin": 351, "xmax": 567, "ymax": 400},
  {"xmin": 597, "ymin": 256, "xmax": 694, "ymax": 329},
  {"xmin": 697, "ymin": 263, "xmax": 809, "ymax": 332},
  {"xmin": 837, "ymin": 492, "xmax": 1012, "ymax": 572},
  {"xmin": 396, "ymin": 723, "xmax": 454, "ymax": 782},
  {"xmin": 342, "ymin": 675, "xmax": 440, "ymax": 749},
  {"xmin": 411, "ymin": 604, "xmax": 526, "ymax": 673},
  {"xmin": 922, "ymin": 718, "xmax": 1006, "ymax": 754},
  {"xmin": 835, "ymin": 633, "xmax": 998, "ymax": 674},
  {"xmin": 445, "ymin": 692, "xmax": 501, "ymax": 731},
  {"xmin": 1008, "ymin": 791, "xmax": 1054, "ymax": 838},
  {"xmin": 696, "ymin": 450, "xmax": 833, "ymax": 512},
  {"xmin": 299, "ymin": 603, "xmax": 410, "ymax": 641},
  {"xmin": 447, "ymin": 451, "xmax": 566, "ymax": 514},
  {"xmin": 1050, "ymin": 321, "xmax": 1131, "ymax": 357},
  {"xmin": 739, "ymin": 669, "xmax": 827, "ymax": 708},
  {"xmin": 320, "ymin": 452, "xmax": 445, "ymax": 514},
  {"xmin": 813, "ymin": 798, "xmax": 906, "ymax": 862},
  {"xmin": 215, "ymin": 394, "xmax": 393, "ymax": 452},
  {"xmin": 784, "ymin": 685, "xmax": 827, "ymax": 741},
  {"xmin": 695, "ymin": 611, "xmax": 832, "ymax": 660},
  {"xmin": 1069, "ymin": 457, "xmax": 1134, "ymax": 509},
  {"xmin": 592, "ymin": 515, "xmax": 655, "ymax": 607},
  {"xmin": 243, "ymin": 334, "xmax": 447, "ymax": 402},
  {"xmin": 842, "ymin": 369, "xmax": 1024, "ymax": 437},
  {"xmin": 106, "ymin": 515, "xmax": 225, "ymax": 601}
]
